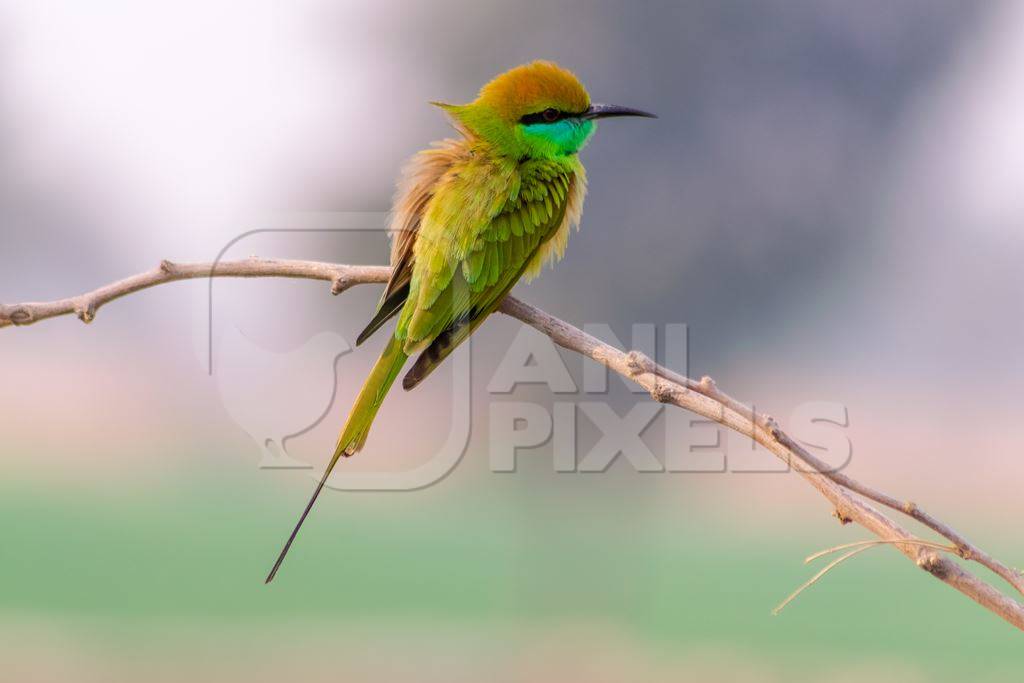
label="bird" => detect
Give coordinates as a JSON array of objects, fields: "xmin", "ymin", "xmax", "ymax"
[{"xmin": 265, "ymin": 60, "xmax": 655, "ymax": 582}]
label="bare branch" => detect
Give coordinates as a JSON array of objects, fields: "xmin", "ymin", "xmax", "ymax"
[
  {"xmin": 0, "ymin": 259, "xmax": 390, "ymax": 328},
  {"xmin": 3, "ymin": 257, "xmax": 1022, "ymax": 630}
]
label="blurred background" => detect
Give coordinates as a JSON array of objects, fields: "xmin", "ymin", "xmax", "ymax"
[{"xmin": 1, "ymin": 0, "xmax": 1023, "ymax": 680}]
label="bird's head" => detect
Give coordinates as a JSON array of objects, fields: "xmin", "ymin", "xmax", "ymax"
[{"xmin": 434, "ymin": 61, "xmax": 655, "ymax": 160}]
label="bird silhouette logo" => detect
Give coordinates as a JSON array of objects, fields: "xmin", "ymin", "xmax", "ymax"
[{"xmin": 213, "ymin": 326, "xmax": 353, "ymax": 470}]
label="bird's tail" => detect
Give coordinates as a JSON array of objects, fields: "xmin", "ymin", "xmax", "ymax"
[{"xmin": 265, "ymin": 335, "xmax": 408, "ymax": 583}]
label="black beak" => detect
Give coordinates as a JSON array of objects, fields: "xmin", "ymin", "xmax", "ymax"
[{"xmin": 581, "ymin": 103, "xmax": 657, "ymax": 120}]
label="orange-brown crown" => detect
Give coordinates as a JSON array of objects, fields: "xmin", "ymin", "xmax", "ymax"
[{"xmin": 473, "ymin": 61, "xmax": 590, "ymax": 120}]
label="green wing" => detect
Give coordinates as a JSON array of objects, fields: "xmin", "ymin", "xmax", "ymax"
[{"xmin": 399, "ymin": 168, "xmax": 574, "ymax": 389}]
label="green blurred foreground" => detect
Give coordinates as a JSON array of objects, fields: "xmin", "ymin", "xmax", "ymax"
[{"xmin": 0, "ymin": 467, "xmax": 1019, "ymax": 682}]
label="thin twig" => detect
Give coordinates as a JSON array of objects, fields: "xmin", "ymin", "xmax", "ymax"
[
  {"xmin": 3, "ymin": 257, "xmax": 1023, "ymax": 630},
  {"xmin": 773, "ymin": 546, "xmax": 877, "ymax": 616},
  {"xmin": 805, "ymin": 539, "xmax": 958, "ymax": 564},
  {"xmin": 777, "ymin": 539, "xmax": 962, "ymax": 615}
]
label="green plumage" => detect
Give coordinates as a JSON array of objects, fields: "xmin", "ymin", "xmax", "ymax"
[
  {"xmin": 333, "ymin": 334, "xmax": 408, "ymax": 457},
  {"xmin": 394, "ymin": 164, "xmax": 573, "ymax": 387}
]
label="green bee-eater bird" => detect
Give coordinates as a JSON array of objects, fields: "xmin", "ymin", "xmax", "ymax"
[{"xmin": 266, "ymin": 60, "xmax": 654, "ymax": 582}]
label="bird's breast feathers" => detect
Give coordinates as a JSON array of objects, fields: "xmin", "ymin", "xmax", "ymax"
[
  {"xmin": 381, "ymin": 139, "xmax": 586, "ymax": 354},
  {"xmin": 392, "ymin": 141, "xmax": 586, "ymax": 275}
]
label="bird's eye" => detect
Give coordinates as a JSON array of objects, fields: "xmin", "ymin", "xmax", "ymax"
[{"xmin": 520, "ymin": 108, "xmax": 564, "ymax": 125}]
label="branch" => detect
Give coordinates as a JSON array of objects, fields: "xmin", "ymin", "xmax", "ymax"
[
  {"xmin": 0, "ymin": 259, "xmax": 390, "ymax": 327},
  {"xmin": 3, "ymin": 257, "xmax": 1023, "ymax": 630}
]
